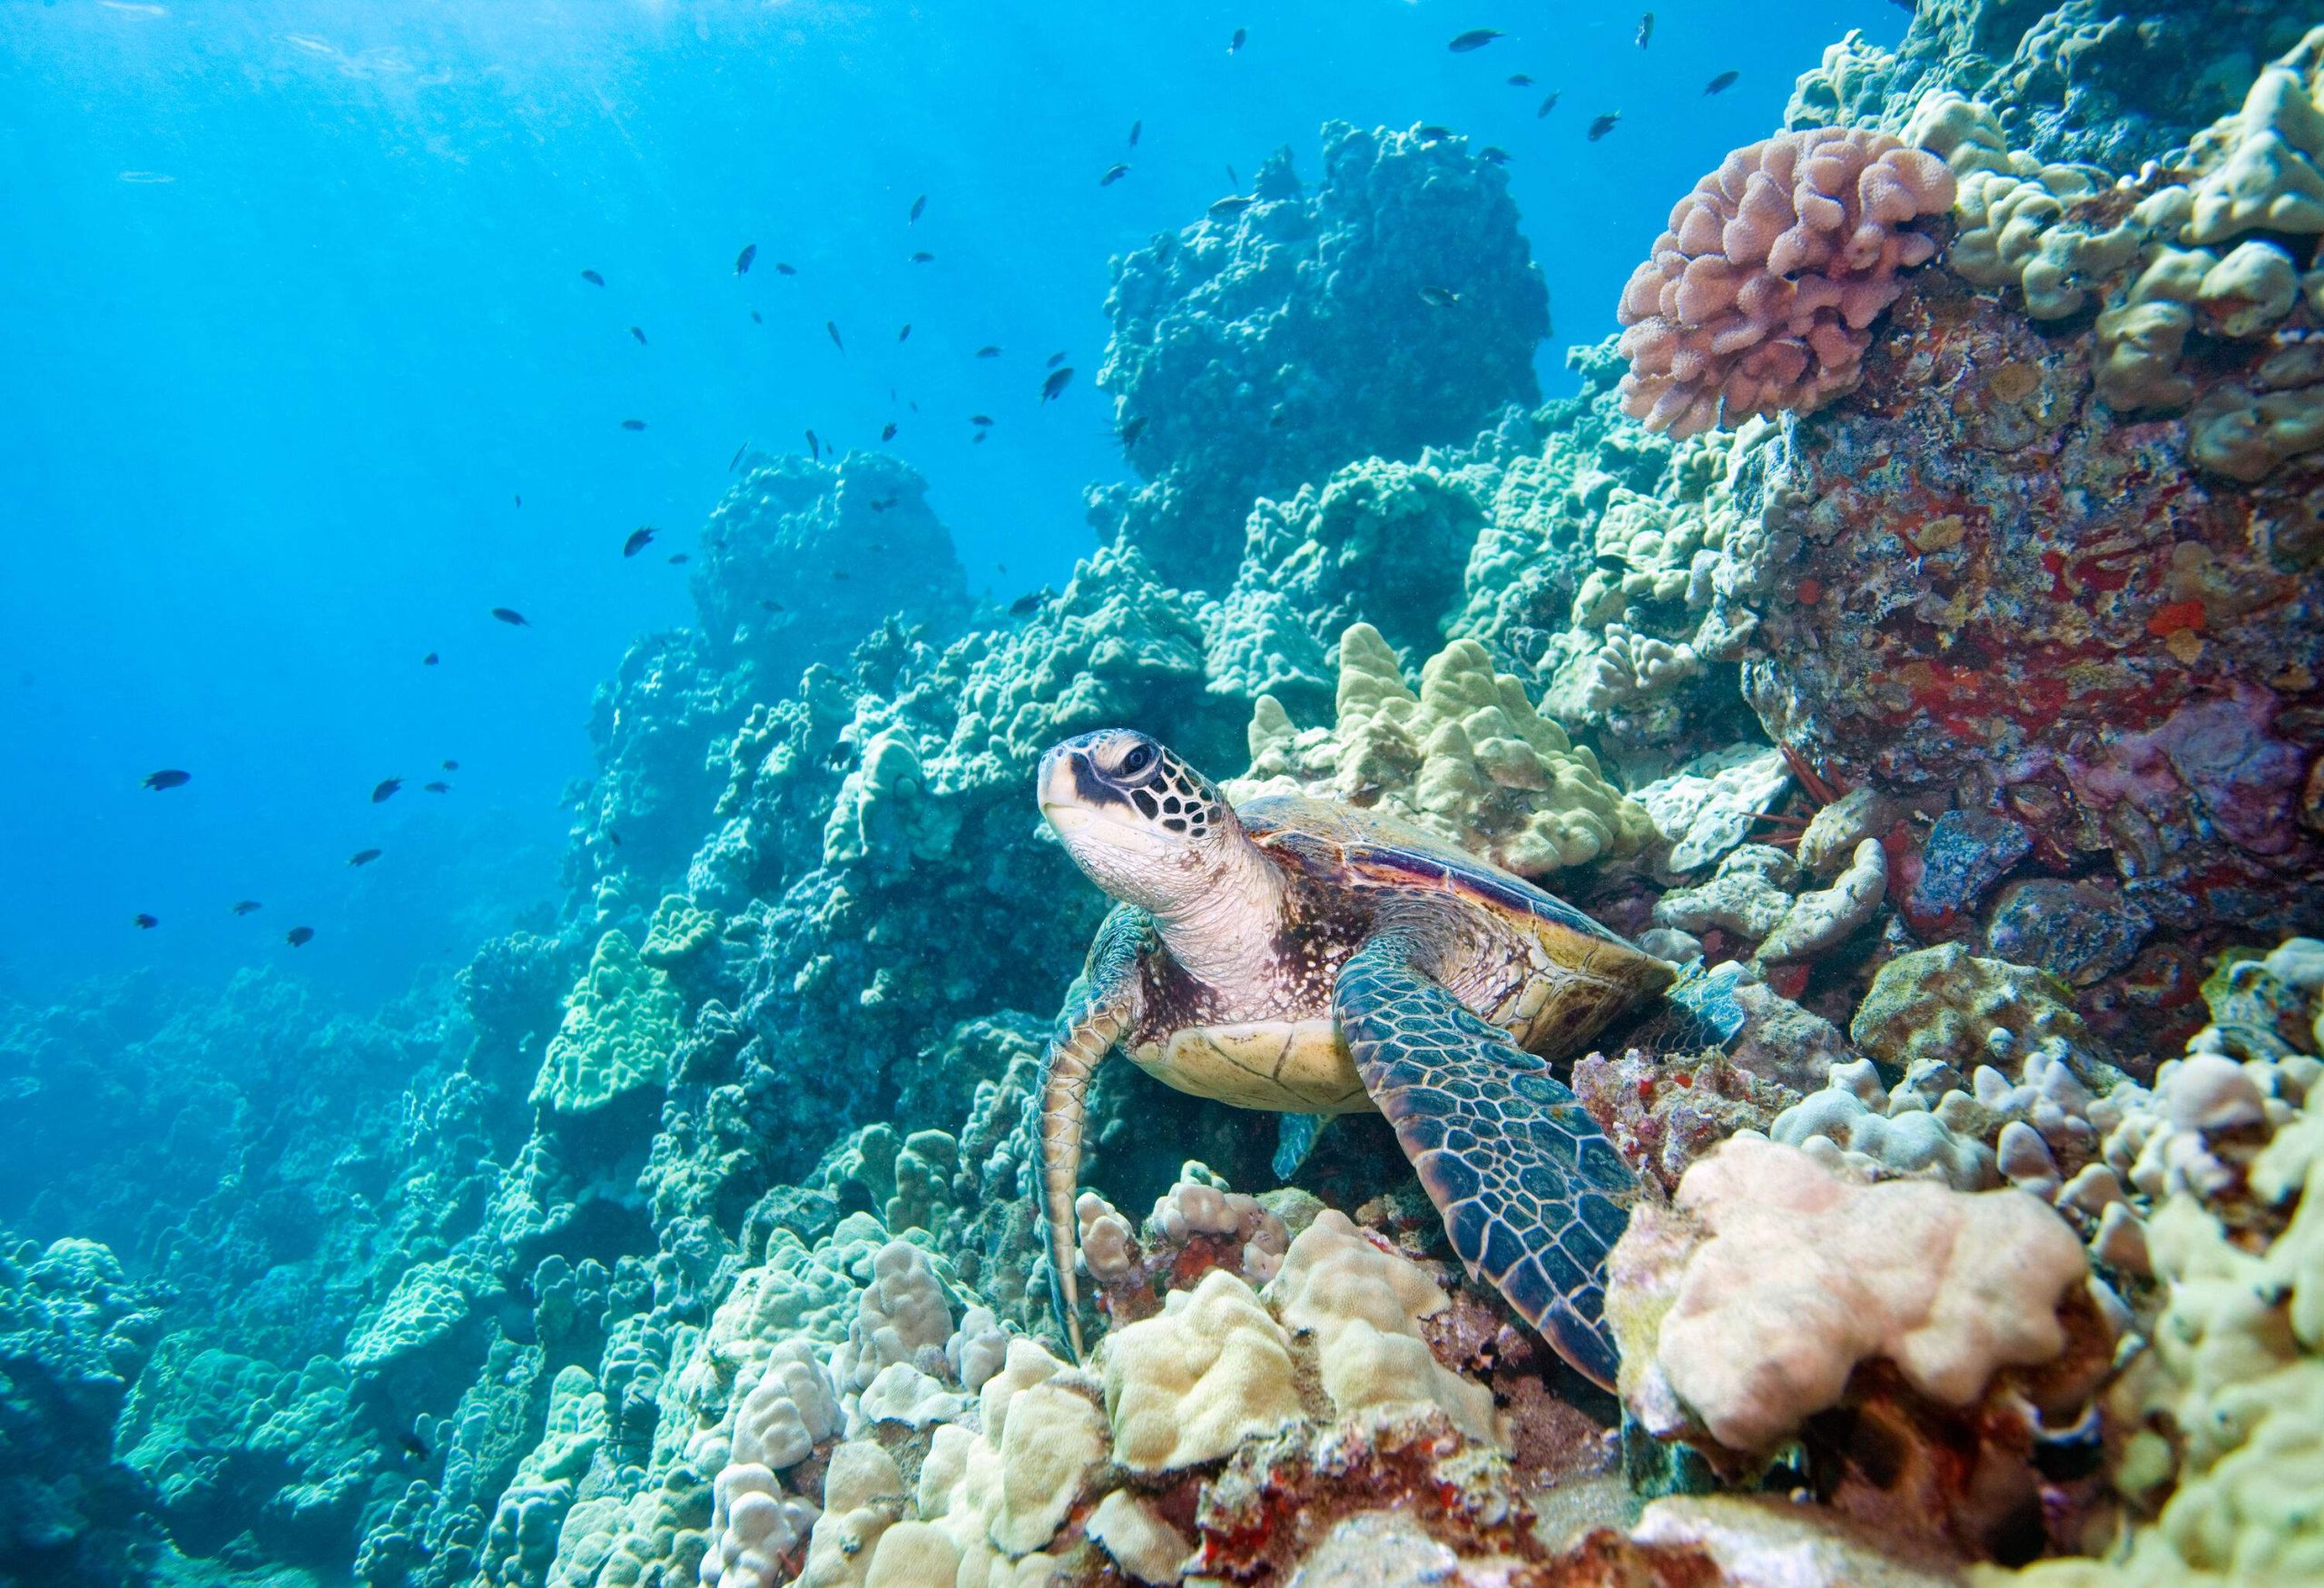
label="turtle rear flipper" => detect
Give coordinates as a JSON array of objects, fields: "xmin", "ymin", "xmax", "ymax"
[
  {"xmin": 1273, "ymin": 1113, "xmax": 1329, "ymax": 1179},
  {"xmin": 1334, "ymin": 932, "xmax": 1636, "ymax": 1390}
]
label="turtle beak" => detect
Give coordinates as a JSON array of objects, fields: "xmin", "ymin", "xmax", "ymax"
[
  {"xmin": 1038, "ymin": 745, "xmax": 1081, "ymax": 821},
  {"xmin": 1039, "ymin": 744, "xmax": 1106, "ymax": 839}
]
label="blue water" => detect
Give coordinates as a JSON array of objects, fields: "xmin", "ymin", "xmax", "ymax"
[{"xmin": 0, "ymin": 0, "xmax": 1899, "ymax": 1003}]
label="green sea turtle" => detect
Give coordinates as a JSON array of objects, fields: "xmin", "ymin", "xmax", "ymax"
[{"xmin": 1034, "ymin": 727, "xmax": 1675, "ymax": 1387}]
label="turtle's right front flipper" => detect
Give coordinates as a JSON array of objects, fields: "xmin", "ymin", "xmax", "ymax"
[
  {"xmin": 1039, "ymin": 903, "xmax": 1153, "ymax": 1361},
  {"xmin": 1334, "ymin": 925, "xmax": 1639, "ymax": 1391}
]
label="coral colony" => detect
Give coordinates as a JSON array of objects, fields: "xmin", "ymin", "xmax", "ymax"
[{"xmin": 7, "ymin": 10, "xmax": 2324, "ymax": 1588}]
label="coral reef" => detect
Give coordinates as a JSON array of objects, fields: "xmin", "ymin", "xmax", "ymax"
[
  {"xmin": 0, "ymin": 1233, "xmax": 164, "ymax": 1586},
  {"xmin": 1610, "ymin": 1134, "xmax": 2094, "ymax": 1455},
  {"xmin": 1096, "ymin": 123, "xmax": 1549, "ymax": 582},
  {"xmin": 1786, "ymin": 0, "xmax": 2303, "ymax": 173},
  {"xmin": 1735, "ymin": 35, "xmax": 2324, "ymax": 1041},
  {"xmin": 17, "ymin": 24, "xmax": 2324, "ymax": 1578},
  {"xmin": 1617, "ymin": 129, "xmax": 1955, "ymax": 438},
  {"xmin": 1234, "ymin": 623, "xmax": 1655, "ymax": 877}
]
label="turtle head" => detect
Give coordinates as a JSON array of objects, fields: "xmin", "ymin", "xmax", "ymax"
[{"xmin": 1039, "ymin": 729, "xmax": 1244, "ymax": 913}]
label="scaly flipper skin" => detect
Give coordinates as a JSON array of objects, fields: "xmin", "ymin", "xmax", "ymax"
[
  {"xmin": 1039, "ymin": 903, "xmax": 1152, "ymax": 1361},
  {"xmin": 1334, "ymin": 925, "xmax": 1637, "ymax": 1390}
]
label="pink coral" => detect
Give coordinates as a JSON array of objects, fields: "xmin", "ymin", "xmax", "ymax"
[{"xmin": 1617, "ymin": 128, "xmax": 1955, "ymax": 438}]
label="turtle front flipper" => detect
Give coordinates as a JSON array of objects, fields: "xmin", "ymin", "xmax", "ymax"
[
  {"xmin": 1334, "ymin": 930, "xmax": 1637, "ymax": 1390},
  {"xmin": 1039, "ymin": 904, "xmax": 1153, "ymax": 1361}
]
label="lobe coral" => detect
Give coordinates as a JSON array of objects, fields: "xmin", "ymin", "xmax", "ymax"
[{"xmin": 1616, "ymin": 127, "xmax": 1955, "ymax": 438}]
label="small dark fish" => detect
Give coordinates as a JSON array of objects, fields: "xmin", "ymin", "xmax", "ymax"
[
  {"xmin": 1448, "ymin": 28, "xmax": 1502, "ymax": 52},
  {"xmin": 832, "ymin": 570, "xmax": 851, "ymax": 581},
  {"xmin": 133, "ymin": 912, "xmax": 159, "ymax": 930},
  {"xmin": 869, "ymin": 496, "xmax": 899, "ymax": 511},
  {"xmin": 1228, "ymin": 26, "xmax": 1246, "ymax": 53},
  {"xmin": 750, "ymin": 310, "xmax": 763, "ymax": 324},
  {"xmin": 1208, "ymin": 195, "xmax": 1252, "ymax": 218},
  {"xmin": 286, "ymin": 925, "xmax": 314, "ymax": 947},
  {"xmin": 1595, "ymin": 553, "xmax": 1630, "ymax": 572},
  {"xmin": 1046, "ymin": 350, "xmax": 1068, "ymax": 369},
  {"xmin": 971, "ymin": 413, "xmax": 995, "ymax": 427},
  {"xmin": 1225, "ymin": 165, "xmax": 1239, "ymax": 188},
  {"xmin": 423, "ymin": 651, "xmax": 438, "ymax": 666},
  {"xmin": 735, "ymin": 242, "xmax": 757, "ymax": 274},
  {"xmin": 976, "ymin": 345, "xmax": 1001, "ymax": 358},
  {"xmin": 1128, "ymin": 119, "xmax": 1142, "ymax": 146},
  {"xmin": 667, "ymin": 553, "xmax": 689, "ymax": 564},
  {"xmin": 774, "ymin": 261, "xmax": 796, "ymax": 276},
  {"xmin": 826, "ymin": 321, "xmax": 843, "ymax": 351},
  {"xmin": 909, "ymin": 251, "xmax": 935, "ymax": 264},
  {"xmin": 1419, "ymin": 285, "xmax": 1462, "ymax": 308},
  {"xmin": 442, "ymin": 760, "xmax": 458, "ymax": 771},
  {"xmin": 231, "ymin": 901, "xmax": 261, "ymax": 915},
  {"xmin": 624, "ymin": 527, "xmax": 656, "ymax": 557},
  {"xmin": 350, "ymin": 848, "xmax": 381, "ymax": 867},
  {"xmin": 620, "ymin": 419, "xmax": 646, "ymax": 431},
  {"xmin": 1416, "ymin": 124, "xmax": 1454, "ymax": 142},
  {"xmin": 1637, "ymin": 12, "xmax": 1653, "ymax": 48},
  {"xmin": 629, "ymin": 326, "xmax": 646, "ymax": 345},
  {"xmin": 805, "ymin": 429, "xmax": 820, "ymax": 459},
  {"xmin": 1705, "ymin": 70, "xmax": 1739, "ymax": 94},
  {"xmin": 1480, "ymin": 146, "xmax": 1511, "ymax": 164},
  {"xmin": 1507, "ymin": 74, "xmax": 1533, "ymax": 86},
  {"xmin": 1589, "ymin": 112, "xmax": 1620, "ymax": 141},
  {"xmin": 372, "ymin": 777, "xmax": 402, "ymax": 804},
  {"xmin": 1041, "ymin": 367, "xmax": 1073, "ymax": 401},
  {"xmin": 824, "ymin": 745, "xmax": 855, "ymax": 769},
  {"xmin": 143, "ymin": 769, "xmax": 192, "ymax": 791},
  {"xmin": 424, "ymin": 781, "xmax": 450, "ymax": 794},
  {"xmin": 1100, "ymin": 163, "xmax": 1130, "ymax": 186},
  {"xmin": 491, "ymin": 607, "xmax": 528, "ymax": 626},
  {"xmin": 579, "ymin": 269, "xmax": 605, "ymax": 286},
  {"xmin": 1008, "ymin": 591, "xmax": 1043, "ymax": 616},
  {"xmin": 909, "ymin": 193, "xmax": 927, "ymax": 222},
  {"xmin": 513, "ymin": 494, "xmax": 521, "ymax": 507},
  {"xmin": 972, "ymin": 430, "xmax": 987, "ymax": 444},
  {"xmin": 1120, "ymin": 415, "xmax": 1148, "ymax": 448},
  {"xmin": 730, "ymin": 442, "xmax": 749, "ymax": 470},
  {"xmin": 1537, "ymin": 92, "xmax": 1560, "ymax": 117},
  {"xmin": 881, "ymin": 421, "xmax": 898, "ymax": 441},
  {"xmin": 399, "ymin": 1432, "xmax": 429, "ymax": 1460},
  {"xmin": 608, "ymin": 830, "xmax": 623, "ymax": 847}
]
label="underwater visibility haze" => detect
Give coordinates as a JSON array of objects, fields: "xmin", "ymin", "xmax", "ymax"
[{"xmin": 5, "ymin": 2, "xmax": 2324, "ymax": 1586}]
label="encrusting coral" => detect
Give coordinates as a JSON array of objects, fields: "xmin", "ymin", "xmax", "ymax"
[
  {"xmin": 1616, "ymin": 127, "xmax": 1955, "ymax": 438},
  {"xmin": 1234, "ymin": 622, "xmax": 1654, "ymax": 877},
  {"xmin": 531, "ymin": 928, "xmax": 684, "ymax": 1115}
]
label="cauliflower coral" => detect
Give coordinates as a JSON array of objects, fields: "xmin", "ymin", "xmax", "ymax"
[{"xmin": 1617, "ymin": 127, "xmax": 1955, "ymax": 438}]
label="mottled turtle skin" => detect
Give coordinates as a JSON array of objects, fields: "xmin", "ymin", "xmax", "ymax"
[{"xmin": 1035, "ymin": 729, "xmax": 1673, "ymax": 1388}]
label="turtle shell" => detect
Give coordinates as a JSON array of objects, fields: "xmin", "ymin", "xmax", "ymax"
[{"xmin": 1236, "ymin": 792, "xmax": 1646, "ymax": 950}]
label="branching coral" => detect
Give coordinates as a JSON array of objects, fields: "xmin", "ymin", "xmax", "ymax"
[{"xmin": 1616, "ymin": 128, "xmax": 1955, "ymax": 438}]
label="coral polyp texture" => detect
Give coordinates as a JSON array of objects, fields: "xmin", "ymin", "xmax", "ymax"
[{"xmin": 1615, "ymin": 127, "xmax": 1955, "ymax": 438}]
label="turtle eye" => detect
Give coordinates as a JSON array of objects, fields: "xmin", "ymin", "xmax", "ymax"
[{"xmin": 1118, "ymin": 741, "xmax": 1155, "ymax": 776}]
